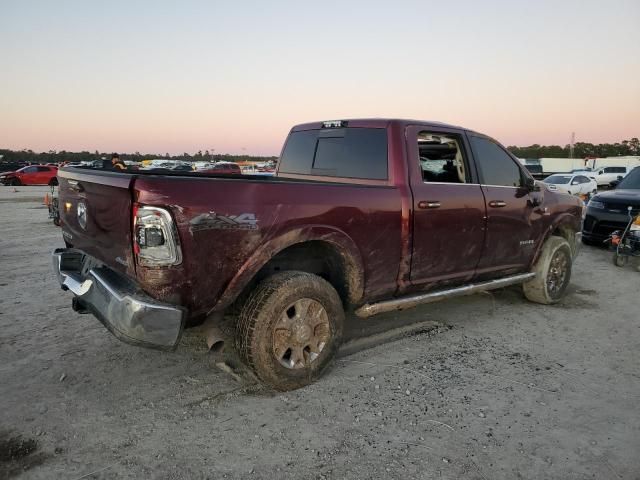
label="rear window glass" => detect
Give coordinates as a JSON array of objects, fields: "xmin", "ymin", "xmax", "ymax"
[{"xmin": 278, "ymin": 128, "xmax": 388, "ymax": 180}]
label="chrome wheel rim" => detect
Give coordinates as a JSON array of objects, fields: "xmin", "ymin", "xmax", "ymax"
[
  {"xmin": 272, "ymin": 298, "xmax": 330, "ymax": 370},
  {"xmin": 547, "ymin": 249, "xmax": 569, "ymax": 297}
]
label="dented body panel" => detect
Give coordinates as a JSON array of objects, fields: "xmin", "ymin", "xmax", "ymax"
[{"xmin": 133, "ymin": 175, "xmax": 403, "ymax": 316}]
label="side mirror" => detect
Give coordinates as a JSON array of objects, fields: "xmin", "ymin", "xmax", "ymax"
[
  {"xmin": 617, "ymin": 175, "xmax": 624, "ymax": 181},
  {"xmin": 524, "ymin": 176, "xmax": 538, "ymax": 191},
  {"xmin": 609, "ymin": 179, "xmax": 620, "ymax": 189}
]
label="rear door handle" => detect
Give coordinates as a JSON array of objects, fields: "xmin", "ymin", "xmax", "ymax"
[
  {"xmin": 488, "ymin": 200, "xmax": 506, "ymax": 208},
  {"xmin": 418, "ymin": 201, "xmax": 441, "ymax": 209}
]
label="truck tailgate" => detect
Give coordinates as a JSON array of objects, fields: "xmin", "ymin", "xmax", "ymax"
[{"xmin": 58, "ymin": 168, "xmax": 135, "ymax": 276}]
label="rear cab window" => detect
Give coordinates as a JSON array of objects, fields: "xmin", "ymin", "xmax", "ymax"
[
  {"xmin": 417, "ymin": 132, "xmax": 470, "ymax": 184},
  {"xmin": 278, "ymin": 124, "xmax": 388, "ymax": 182}
]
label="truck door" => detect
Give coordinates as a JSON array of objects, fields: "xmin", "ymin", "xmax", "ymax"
[
  {"xmin": 467, "ymin": 134, "xmax": 543, "ymax": 277},
  {"xmin": 406, "ymin": 126, "xmax": 486, "ymax": 288}
]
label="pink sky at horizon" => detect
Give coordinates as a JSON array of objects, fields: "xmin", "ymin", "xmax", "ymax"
[{"xmin": 1, "ymin": 0, "xmax": 639, "ymax": 156}]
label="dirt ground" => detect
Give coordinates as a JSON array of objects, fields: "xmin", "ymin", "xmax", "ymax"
[{"xmin": 1, "ymin": 186, "xmax": 639, "ymax": 480}]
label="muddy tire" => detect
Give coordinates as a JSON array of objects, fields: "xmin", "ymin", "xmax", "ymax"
[
  {"xmin": 523, "ymin": 236, "xmax": 573, "ymax": 304},
  {"xmin": 236, "ymin": 271, "xmax": 344, "ymax": 391}
]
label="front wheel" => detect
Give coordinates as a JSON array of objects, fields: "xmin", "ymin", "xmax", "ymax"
[
  {"xmin": 49, "ymin": 177, "xmax": 58, "ymax": 186},
  {"xmin": 523, "ymin": 236, "xmax": 573, "ymax": 304},
  {"xmin": 236, "ymin": 271, "xmax": 344, "ymax": 391},
  {"xmin": 10, "ymin": 178, "xmax": 21, "ymax": 186}
]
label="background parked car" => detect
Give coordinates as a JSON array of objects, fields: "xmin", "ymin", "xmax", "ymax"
[
  {"xmin": 523, "ymin": 164, "xmax": 545, "ymax": 179},
  {"xmin": 0, "ymin": 165, "xmax": 58, "ymax": 186},
  {"xmin": 592, "ymin": 166, "xmax": 629, "ymax": 187},
  {"xmin": 543, "ymin": 173, "xmax": 598, "ymax": 196},
  {"xmin": 171, "ymin": 164, "xmax": 194, "ymax": 172},
  {"xmin": 570, "ymin": 168, "xmax": 594, "ymax": 177},
  {"xmin": 582, "ymin": 167, "xmax": 640, "ymax": 245},
  {"xmin": 198, "ymin": 162, "xmax": 241, "ymax": 175}
]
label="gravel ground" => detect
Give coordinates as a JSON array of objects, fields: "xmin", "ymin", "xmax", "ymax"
[{"xmin": 1, "ymin": 186, "xmax": 639, "ymax": 480}]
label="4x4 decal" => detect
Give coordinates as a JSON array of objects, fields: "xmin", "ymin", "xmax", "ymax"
[{"xmin": 190, "ymin": 212, "xmax": 258, "ymax": 232}]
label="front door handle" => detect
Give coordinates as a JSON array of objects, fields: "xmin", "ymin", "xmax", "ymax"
[
  {"xmin": 418, "ymin": 201, "xmax": 441, "ymax": 209},
  {"xmin": 488, "ymin": 200, "xmax": 507, "ymax": 208}
]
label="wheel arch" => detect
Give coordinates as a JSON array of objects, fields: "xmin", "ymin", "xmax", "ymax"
[
  {"xmin": 531, "ymin": 213, "xmax": 580, "ymax": 267},
  {"xmin": 214, "ymin": 226, "xmax": 365, "ymax": 312}
]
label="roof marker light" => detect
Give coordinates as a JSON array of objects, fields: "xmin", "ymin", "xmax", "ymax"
[{"xmin": 322, "ymin": 120, "xmax": 347, "ymax": 128}]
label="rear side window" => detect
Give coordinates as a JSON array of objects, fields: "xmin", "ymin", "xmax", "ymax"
[
  {"xmin": 470, "ymin": 136, "xmax": 523, "ymax": 187},
  {"xmin": 279, "ymin": 128, "xmax": 388, "ymax": 180}
]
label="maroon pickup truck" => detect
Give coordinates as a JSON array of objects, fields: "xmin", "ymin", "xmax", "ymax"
[{"xmin": 53, "ymin": 119, "xmax": 583, "ymax": 390}]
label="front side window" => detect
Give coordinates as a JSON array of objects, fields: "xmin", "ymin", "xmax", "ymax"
[
  {"xmin": 470, "ymin": 136, "xmax": 523, "ymax": 187},
  {"xmin": 417, "ymin": 132, "xmax": 468, "ymax": 183},
  {"xmin": 279, "ymin": 128, "xmax": 388, "ymax": 180}
]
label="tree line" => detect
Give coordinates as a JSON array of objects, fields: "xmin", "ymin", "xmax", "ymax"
[
  {"xmin": 0, "ymin": 149, "xmax": 278, "ymax": 166},
  {"xmin": 507, "ymin": 138, "xmax": 639, "ymax": 159},
  {"xmin": 1, "ymin": 138, "xmax": 639, "ymax": 166}
]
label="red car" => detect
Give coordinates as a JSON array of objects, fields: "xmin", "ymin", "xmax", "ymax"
[
  {"xmin": 198, "ymin": 162, "xmax": 241, "ymax": 175},
  {"xmin": 0, "ymin": 165, "xmax": 58, "ymax": 186}
]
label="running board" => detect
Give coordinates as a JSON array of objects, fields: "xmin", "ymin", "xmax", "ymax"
[{"xmin": 355, "ymin": 273, "xmax": 536, "ymax": 318}]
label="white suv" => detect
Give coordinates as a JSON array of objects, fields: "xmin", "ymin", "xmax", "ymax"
[{"xmin": 593, "ymin": 166, "xmax": 629, "ymax": 186}]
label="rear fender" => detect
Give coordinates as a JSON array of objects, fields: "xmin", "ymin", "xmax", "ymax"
[{"xmin": 213, "ymin": 225, "xmax": 365, "ymax": 311}]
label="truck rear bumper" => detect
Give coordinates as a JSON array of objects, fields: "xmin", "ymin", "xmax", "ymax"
[{"xmin": 52, "ymin": 248, "xmax": 186, "ymax": 350}]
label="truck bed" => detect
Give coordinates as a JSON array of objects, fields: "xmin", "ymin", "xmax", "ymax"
[{"xmin": 57, "ymin": 167, "xmax": 405, "ymax": 318}]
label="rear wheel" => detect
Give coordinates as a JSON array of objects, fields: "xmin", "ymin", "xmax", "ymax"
[
  {"xmin": 10, "ymin": 178, "xmax": 21, "ymax": 186},
  {"xmin": 236, "ymin": 271, "xmax": 344, "ymax": 391},
  {"xmin": 523, "ymin": 236, "xmax": 573, "ymax": 304}
]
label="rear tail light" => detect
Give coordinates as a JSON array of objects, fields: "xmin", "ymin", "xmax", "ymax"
[{"xmin": 133, "ymin": 205, "xmax": 182, "ymax": 266}]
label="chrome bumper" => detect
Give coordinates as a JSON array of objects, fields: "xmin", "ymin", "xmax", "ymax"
[{"xmin": 52, "ymin": 248, "xmax": 186, "ymax": 350}]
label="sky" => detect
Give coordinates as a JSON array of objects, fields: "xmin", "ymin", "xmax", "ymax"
[{"xmin": 1, "ymin": 0, "xmax": 639, "ymax": 156}]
